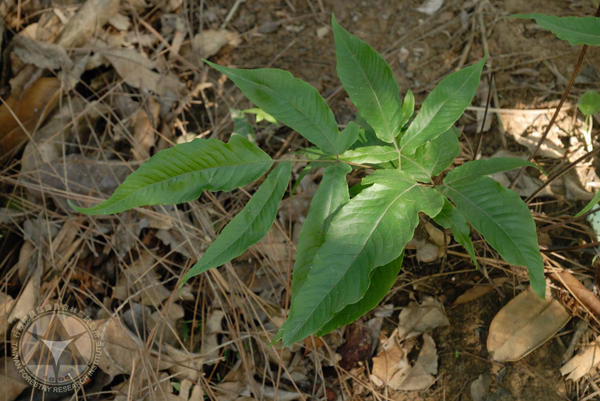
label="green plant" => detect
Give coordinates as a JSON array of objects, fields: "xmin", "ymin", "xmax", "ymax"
[
  {"xmin": 72, "ymin": 16, "xmax": 545, "ymax": 346},
  {"xmin": 578, "ymin": 90, "xmax": 600, "ymax": 151}
]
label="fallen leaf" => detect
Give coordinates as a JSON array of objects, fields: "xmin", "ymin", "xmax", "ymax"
[
  {"xmin": 0, "ymin": 293, "xmax": 15, "ymax": 338},
  {"xmin": 13, "ymin": 35, "xmax": 72, "ymax": 71},
  {"xmin": 487, "ymin": 287, "xmax": 571, "ymax": 362},
  {"xmin": 470, "ymin": 373, "xmax": 492, "ymax": 401},
  {"xmin": 130, "ymin": 100, "xmax": 159, "ymax": 160},
  {"xmin": 164, "ymin": 344, "xmax": 205, "ymax": 382},
  {"xmin": 0, "ymin": 356, "xmax": 28, "ymax": 401},
  {"xmin": 188, "ymin": 30, "xmax": 240, "ymax": 61},
  {"xmin": 397, "ymin": 297, "xmax": 449, "ymax": 340},
  {"xmin": 389, "ymin": 334, "xmax": 437, "ymax": 391},
  {"xmin": 23, "ymin": 154, "xmax": 130, "ymax": 211},
  {"xmin": 452, "ymin": 278, "xmax": 509, "ymax": 306},
  {"xmin": 416, "ymin": 0, "xmax": 443, "ymax": 15},
  {"xmin": 561, "ymin": 339, "xmax": 600, "ymax": 381},
  {"xmin": 201, "ymin": 309, "xmax": 225, "ymax": 363},
  {"xmin": 100, "ymin": 47, "xmax": 184, "ymax": 110},
  {"xmin": 8, "ymin": 264, "xmax": 41, "ymax": 325},
  {"xmin": 93, "ymin": 317, "xmax": 168, "ymax": 377},
  {"xmin": 371, "ymin": 333, "xmax": 439, "ymax": 391},
  {"xmin": 55, "ymin": 0, "xmax": 120, "ymax": 48},
  {"xmin": 0, "ymin": 77, "xmax": 61, "ymax": 158},
  {"xmin": 338, "ymin": 323, "xmax": 372, "ymax": 370},
  {"xmin": 113, "ymin": 252, "xmax": 171, "ymax": 306}
]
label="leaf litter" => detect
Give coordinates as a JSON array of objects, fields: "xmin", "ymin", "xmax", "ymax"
[{"xmin": 1, "ymin": 0, "xmax": 600, "ymax": 400}]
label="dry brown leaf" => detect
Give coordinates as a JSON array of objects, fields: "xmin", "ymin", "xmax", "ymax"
[
  {"xmin": 371, "ymin": 333, "xmax": 439, "ymax": 391},
  {"xmin": 452, "ymin": 278, "xmax": 509, "ymax": 306},
  {"xmin": 0, "ymin": 77, "xmax": 61, "ymax": 157},
  {"xmin": 108, "ymin": 13, "xmax": 131, "ymax": 31},
  {"xmin": 164, "ymin": 344, "xmax": 205, "ymax": 383},
  {"xmin": 201, "ymin": 309, "xmax": 225, "ymax": 363},
  {"xmin": 0, "ymin": 356, "xmax": 28, "ymax": 401},
  {"xmin": 8, "ymin": 264, "xmax": 41, "ymax": 325},
  {"xmin": 487, "ymin": 287, "xmax": 571, "ymax": 362},
  {"xmin": 13, "ymin": 35, "xmax": 72, "ymax": 71},
  {"xmin": 0, "ymin": 293, "xmax": 15, "ymax": 338},
  {"xmin": 561, "ymin": 339, "xmax": 600, "ymax": 381},
  {"xmin": 23, "ymin": 155, "xmax": 131, "ymax": 211},
  {"xmin": 149, "ymin": 302, "xmax": 184, "ymax": 346},
  {"xmin": 93, "ymin": 317, "xmax": 168, "ymax": 377},
  {"xmin": 397, "ymin": 297, "xmax": 449, "ymax": 340},
  {"xmin": 101, "ymin": 47, "xmax": 183, "ymax": 102},
  {"xmin": 55, "ymin": 0, "xmax": 120, "ymax": 48},
  {"xmin": 389, "ymin": 334, "xmax": 437, "ymax": 391},
  {"xmin": 188, "ymin": 29, "xmax": 240, "ymax": 61},
  {"xmin": 131, "ymin": 100, "xmax": 159, "ymax": 160},
  {"xmin": 113, "ymin": 252, "xmax": 171, "ymax": 306}
]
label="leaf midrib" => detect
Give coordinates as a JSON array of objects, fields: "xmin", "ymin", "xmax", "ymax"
[
  {"xmin": 541, "ymin": 17, "xmax": 600, "ymax": 43},
  {"xmin": 443, "ymin": 183, "xmax": 529, "ymax": 265},
  {"xmin": 94, "ymin": 158, "xmax": 272, "ymax": 207},
  {"xmin": 401, "ymin": 67, "xmax": 477, "ymax": 151},
  {"xmin": 225, "ymin": 69, "xmax": 340, "ymax": 155},
  {"xmin": 286, "ymin": 182, "xmax": 417, "ymax": 337},
  {"xmin": 189, "ymin": 165, "xmax": 288, "ymax": 274},
  {"xmin": 338, "ymin": 33, "xmax": 395, "ymax": 141}
]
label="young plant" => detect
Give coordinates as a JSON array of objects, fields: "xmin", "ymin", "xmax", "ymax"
[{"xmin": 72, "ymin": 16, "xmax": 545, "ymax": 346}]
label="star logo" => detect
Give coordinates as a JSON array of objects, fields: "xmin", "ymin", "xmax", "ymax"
[{"xmin": 11, "ymin": 305, "xmax": 102, "ymax": 393}]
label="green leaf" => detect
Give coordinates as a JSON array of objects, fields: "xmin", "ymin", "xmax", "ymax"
[
  {"xmin": 398, "ymin": 89, "xmax": 415, "ymax": 130},
  {"xmin": 316, "ymin": 252, "xmax": 403, "ymax": 335},
  {"xmin": 243, "ymin": 107, "xmax": 278, "ymax": 125},
  {"xmin": 400, "ymin": 57, "xmax": 486, "ymax": 153},
  {"xmin": 441, "ymin": 176, "xmax": 545, "ymax": 297},
  {"xmin": 292, "ymin": 163, "xmax": 351, "ymax": 294},
  {"xmin": 332, "ymin": 15, "xmax": 403, "ymax": 143},
  {"xmin": 180, "ymin": 162, "xmax": 291, "ymax": 286},
  {"xmin": 578, "ymin": 90, "xmax": 600, "ymax": 116},
  {"xmin": 339, "ymin": 145, "xmax": 398, "ymax": 164},
  {"xmin": 352, "ymin": 115, "xmax": 388, "ymax": 148},
  {"xmin": 444, "ymin": 157, "xmax": 538, "ymax": 185},
  {"xmin": 513, "ymin": 14, "xmax": 600, "ymax": 47},
  {"xmin": 277, "ymin": 171, "xmax": 444, "ymax": 345},
  {"xmin": 339, "ymin": 121, "xmax": 362, "ymax": 152},
  {"xmin": 402, "ymin": 127, "xmax": 460, "ymax": 182},
  {"xmin": 206, "ymin": 61, "xmax": 348, "ymax": 155},
  {"xmin": 575, "ymin": 190, "xmax": 600, "ymax": 217},
  {"xmin": 72, "ymin": 135, "xmax": 272, "ymax": 215},
  {"xmin": 433, "ymin": 198, "xmax": 477, "ymax": 267}
]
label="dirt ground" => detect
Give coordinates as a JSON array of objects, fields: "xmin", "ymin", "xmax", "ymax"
[{"xmin": 1, "ymin": 0, "xmax": 600, "ymax": 400}]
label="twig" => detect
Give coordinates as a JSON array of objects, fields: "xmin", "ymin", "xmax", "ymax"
[
  {"xmin": 551, "ymin": 270, "xmax": 600, "ymax": 324},
  {"xmin": 221, "ymin": 0, "xmax": 245, "ymax": 29},
  {"xmin": 477, "ymin": 3, "xmax": 507, "ymax": 149},
  {"xmin": 525, "ymin": 146, "xmax": 600, "ymax": 203},
  {"xmin": 510, "ymin": 2, "xmax": 600, "ymax": 189}
]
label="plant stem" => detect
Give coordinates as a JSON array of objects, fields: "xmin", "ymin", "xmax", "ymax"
[
  {"xmin": 525, "ymin": 146, "xmax": 600, "ymax": 203},
  {"xmin": 511, "ymin": 2, "xmax": 600, "ymax": 190}
]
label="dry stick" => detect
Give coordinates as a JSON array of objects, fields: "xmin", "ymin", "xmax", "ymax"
[
  {"xmin": 473, "ymin": 72, "xmax": 495, "ymax": 159},
  {"xmin": 477, "ymin": 2, "xmax": 507, "ymax": 149},
  {"xmin": 511, "ymin": 2, "xmax": 600, "ymax": 191},
  {"xmin": 525, "ymin": 146, "xmax": 600, "ymax": 202}
]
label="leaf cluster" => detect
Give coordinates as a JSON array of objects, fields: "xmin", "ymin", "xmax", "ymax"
[{"xmin": 74, "ymin": 15, "xmax": 548, "ymax": 346}]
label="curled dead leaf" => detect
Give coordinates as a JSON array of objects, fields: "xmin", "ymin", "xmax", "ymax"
[
  {"xmin": 561, "ymin": 339, "xmax": 600, "ymax": 381},
  {"xmin": 0, "ymin": 77, "xmax": 61, "ymax": 158}
]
